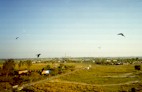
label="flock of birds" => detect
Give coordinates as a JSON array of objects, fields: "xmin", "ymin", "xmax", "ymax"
[{"xmin": 15, "ymin": 33, "xmax": 125, "ymax": 58}]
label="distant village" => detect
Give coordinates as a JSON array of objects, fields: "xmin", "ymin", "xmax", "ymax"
[{"xmin": 18, "ymin": 57, "xmax": 142, "ymax": 65}]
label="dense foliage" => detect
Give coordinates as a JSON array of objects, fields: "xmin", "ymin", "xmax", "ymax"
[{"xmin": 0, "ymin": 59, "xmax": 76, "ymax": 91}]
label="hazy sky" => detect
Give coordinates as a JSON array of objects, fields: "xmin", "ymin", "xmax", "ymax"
[{"xmin": 0, "ymin": 0, "xmax": 142, "ymax": 58}]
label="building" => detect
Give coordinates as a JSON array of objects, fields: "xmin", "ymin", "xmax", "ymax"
[
  {"xmin": 41, "ymin": 70, "xmax": 50, "ymax": 75},
  {"xmin": 18, "ymin": 70, "xmax": 28, "ymax": 75}
]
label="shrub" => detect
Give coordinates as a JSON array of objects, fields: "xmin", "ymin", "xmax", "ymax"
[
  {"xmin": 0, "ymin": 82, "xmax": 12, "ymax": 91},
  {"xmin": 134, "ymin": 65, "xmax": 141, "ymax": 70},
  {"xmin": 29, "ymin": 72, "xmax": 42, "ymax": 82},
  {"xmin": 50, "ymin": 68, "xmax": 59, "ymax": 76}
]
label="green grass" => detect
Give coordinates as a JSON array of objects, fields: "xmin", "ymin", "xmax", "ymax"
[
  {"xmin": 60, "ymin": 65, "xmax": 137, "ymax": 84},
  {"xmin": 102, "ymin": 82, "xmax": 142, "ymax": 92},
  {"xmin": 61, "ymin": 75, "xmax": 138, "ymax": 85},
  {"xmin": 18, "ymin": 63, "xmax": 142, "ymax": 92},
  {"xmin": 59, "ymin": 64, "xmax": 142, "ymax": 91},
  {"xmin": 24, "ymin": 82, "xmax": 103, "ymax": 92}
]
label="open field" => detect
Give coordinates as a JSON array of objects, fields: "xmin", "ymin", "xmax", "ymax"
[
  {"xmin": 22, "ymin": 64, "xmax": 142, "ymax": 92},
  {"xmin": 59, "ymin": 64, "xmax": 142, "ymax": 91}
]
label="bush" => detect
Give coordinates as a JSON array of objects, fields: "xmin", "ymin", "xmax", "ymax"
[
  {"xmin": 50, "ymin": 68, "xmax": 59, "ymax": 76},
  {"xmin": 29, "ymin": 72, "xmax": 42, "ymax": 82},
  {"xmin": 0, "ymin": 82, "xmax": 12, "ymax": 91},
  {"xmin": 135, "ymin": 65, "xmax": 141, "ymax": 70}
]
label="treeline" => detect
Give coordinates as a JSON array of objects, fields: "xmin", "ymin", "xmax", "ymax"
[
  {"xmin": 93, "ymin": 58, "xmax": 142, "ymax": 65},
  {"xmin": 39, "ymin": 57, "xmax": 142, "ymax": 64}
]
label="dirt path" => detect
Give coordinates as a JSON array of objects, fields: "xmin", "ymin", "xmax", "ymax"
[
  {"xmin": 21, "ymin": 68, "xmax": 81, "ymax": 88},
  {"xmin": 21, "ymin": 69, "xmax": 141, "ymax": 88},
  {"xmin": 48, "ymin": 80, "xmax": 140, "ymax": 87},
  {"xmin": 96, "ymin": 72, "xmax": 135, "ymax": 78}
]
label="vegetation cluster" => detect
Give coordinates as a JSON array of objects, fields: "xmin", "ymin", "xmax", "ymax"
[{"xmin": 0, "ymin": 59, "xmax": 75, "ymax": 91}]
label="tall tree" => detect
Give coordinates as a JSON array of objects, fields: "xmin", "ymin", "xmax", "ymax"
[
  {"xmin": 2, "ymin": 59, "xmax": 15, "ymax": 78},
  {"xmin": 18, "ymin": 61, "xmax": 24, "ymax": 70},
  {"xmin": 25, "ymin": 60, "xmax": 32, "ymax": 70}
]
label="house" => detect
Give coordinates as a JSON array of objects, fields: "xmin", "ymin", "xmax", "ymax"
[
  {"xmin": 92, "ymin": 60, "xmax": 95, "ymax": 63},
  {"xmin": 12, "ymin": 85, "xmax": 18, "ymax": 89},
  {"xmin": 113, "ymin": 59, "xmax": 117, "ymax": 62},
  {"xmin": 87, "ymin": 67, "xmax": 90, "ymax": 70},
  {"xmin": 106, "ymin": 60, "xmax": 111, "ymax": 62},
  {"xmin": 89, "ymin": 65, "xmax": 92, "ymax": 68},
  {"xmin": 18, "ymin": 70, "xmax": 28, "ymax": 75},
  {"xmin": 41, "ymin": 70, "xmax": 50, "ymax": 75}
]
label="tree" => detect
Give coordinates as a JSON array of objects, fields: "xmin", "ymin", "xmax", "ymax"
[
  {"xmin": 25, "ymin": 60, "xmax": 32, "ymax": 70},
  {"xmin": 135, "ymin": 65, "xmax": 141, "ymax": 70},
  {"xmin": 58, "ymin": 64, "xmax": 65, "ymax": 74},
  {"xmin": 2, "ymin": 59, "xmax": 15, "ymax": 78},
  {"xmin": 135, "ymin": 57, "xmax": 139, "ymax": 61},
  {"xmin": 46, "ymin": 65, "xmax": 51, "ymax": 70},
  {"xmin": 18, "ymin": 61, "xmax": 24, "ymax": 70}
]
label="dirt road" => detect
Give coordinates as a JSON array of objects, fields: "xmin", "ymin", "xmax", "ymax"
[
  {"xmin": 21, "ymin": 68, "xmax": 81, "ymax": 88},
  {"xmin": 20, "ymin": 68, "xmax": 141, "ymax": 89}
]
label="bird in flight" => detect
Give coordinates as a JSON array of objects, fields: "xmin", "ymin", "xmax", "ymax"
[
  {"xmin": 16, "ymin": 37, "xmax": 19, "ymax": 39},
  {"xmin": 37, "ymin": 54, "xmax": 41, "ymax": 58},
  {"xmin": 117, "ymin": 33, "xmax": 125, "ymax": 37}
]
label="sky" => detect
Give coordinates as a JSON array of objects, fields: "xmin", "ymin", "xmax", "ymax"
[{"xmin": 0, "ymin": 0, "xmax": 142, "ymax": 58}]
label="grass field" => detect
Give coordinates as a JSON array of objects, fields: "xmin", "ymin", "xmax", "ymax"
[
  {"xmin": 23, "ymin": 63, "xmax": 142, "ymax": 92},
  {"xmin": 0, "ymin": 60, "xmax": 142, "ymax": 91},
  {"xmin": 58, "ymin": 64, "xmax": 142, "ymax": 91}
]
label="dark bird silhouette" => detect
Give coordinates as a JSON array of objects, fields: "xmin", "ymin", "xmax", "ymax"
[
  {"xmin": 117, "ymin": 33, "xmax": 125, "ymax": 37},
  {"xmin": 16, "ymin": 37, "xmax": 19, "ymax": 39},
  {"xmin": 37, "ymin": 54, "xmax": 41, "ymax": 58}
]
